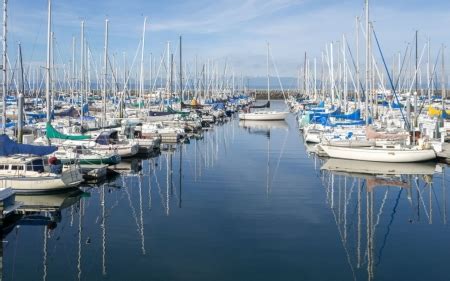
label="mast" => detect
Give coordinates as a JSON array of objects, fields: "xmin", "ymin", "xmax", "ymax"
[
  {"xmin": 267, "ymin": 42, "xmax": 270, "ymax": 104},
  {"xmin": 303, "ymin": 52, "xmax": 307, "ymax": 96},
  {"xmin": 139, "ymin": 17, "xmax": 146, "ymax": 111},
  {"xmin": 166, "ymin": 41, "xmax": 170, "ymax": 97},
  {"xmin": 149, "ymin": 52, "xmax": 152, "ymax": 93},
  {"xmin": 356, "ymin": 16, "xmax": 360, "ymax": 109},
  {"xmin": 17, "ymin": 43, "xmax": 24, "ymax": 143},
  {"xmin": 314, "ymin": 58, "xmax": 317, "ymax": 100},
  {"xmin": 194, "ymin": 55, "xmax": 198, "ymax": 98},
  {"xmin": 103, "ymin": 19, "xmax": 108, "ymax": 126},
  {"xmin": 442, "ymin": 44, "xmax": 446, "ymax": 109},
  {"xmin": 330, "ymin": 42, "xmax": 335, "ymax": 104},
  {"xmin": 170, "ymin": 54, "xmax": 174, "ymax": 99},
  {"xmin": 343, "ymin": 34, "xmax": 348, "ymax": 112},
  {"xmin": 365, "ymin": 0, "xmax": 370, "ymax": 125},
  {"xmin": 45, "ymin": 0, "xmax": 52, "ymax": 122},
  {"xmin": 1, "ymin": 0, "xmax": 6, "ymax": 132},
  {"xmin": 80, "ymin": 21, "xmax": 84, "ymax": 127},
  {"xmin": 427, "ymin": 38, "xmax": 431, "ymax": 102},
  {"xmin": 179, "ymin": 35, "xmax": 183, "ymax": 101},
  {"xmin": 72, "ymin": 36, "xmax": 76, "ymax": 105},
  {"xmin": 414, "ymin": 30, "xmax": 418, "ymax": 141}
]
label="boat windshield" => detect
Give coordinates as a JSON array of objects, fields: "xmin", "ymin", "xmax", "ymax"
[{"xmin": 26, "ymin": 159, "xmax": 45, "ymax": 173}]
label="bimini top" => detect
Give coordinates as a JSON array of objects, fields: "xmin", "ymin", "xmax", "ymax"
[{"xmin": 0, "ymin": 134, "xmax": 57, "ymax": 157}]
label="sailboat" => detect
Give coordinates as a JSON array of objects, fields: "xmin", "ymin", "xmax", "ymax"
[
  {"xmin": 239, "ymin": 43, "xmax": 289, "ymax": 121},
  {"xmin": 319, "ymin": 143, "xmax": 437, "ymax": 163}
]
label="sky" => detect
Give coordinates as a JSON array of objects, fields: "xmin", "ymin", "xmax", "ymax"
[{"xmin": 5, "ymin": 0, "xmax": 450, "ymax": 78}]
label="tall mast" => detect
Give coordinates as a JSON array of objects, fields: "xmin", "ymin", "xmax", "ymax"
[
  {"xmin": 427, "ymin": 38, "xmax": 431, "ymax": 102},
  {"xmin": 103, "ymin": 19, "xmax": 108, "ymax": 126},
  {"xmin": 170, "ymin": 54, "xmax": 174, "ymax": 99},
  {"xmin": 80, "ymin": 21, "xmax": 84, "ymax": 127},
  {"xmin": 17, "ymin": 43, "xmax": 24, "ymax": 143},
  {"xmin": 149, "ymin": 52, "xmax": 152, "ymax": 92},
  {"xmin": 139, "ymin": 17, "xmax": 146, "ymax": 111},
  {"xmin": 72, "ymin": 36, "xmax": 76, "ymax": 105},
  {"xmin": 45, "ymin": 0, "xmax": 52, "ymax": 122},
  {"xmin": 1, "ymin": 0, "xmax": 6, "ymax": 132},
  {"xmin": 365, "ymin": 0, "xmax": 370, "ymax": 125},
  {"xmin": 267, "ymin": 42, "xmax": 270, "ymax": 103},
  {"xmin": 442, "ymin": 44, "xmax": 446, "ymax": 109},
  {"xmin": 303, "ymin": 52, "xmax": 307, "ymax": 97},
  {"xmin": 356, "ymin": 16, "xmax": 360, "ymax": 109},
  {"xmin": 166, "ymin": 41, "xmax": 170, "ymax": 96},
  {"xmin": 179, "ymin": 35, "xmax": 183, "ymax": 102}
]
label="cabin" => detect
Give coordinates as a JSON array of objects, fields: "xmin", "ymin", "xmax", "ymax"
[{"xmin": 0, "ymin": 156, "xmax": 47, "ymax": 175}]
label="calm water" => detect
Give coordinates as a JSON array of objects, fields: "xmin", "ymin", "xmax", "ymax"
[{"xmin": 3, "ymin": 101, "xmax": 450, "ymax": 281}]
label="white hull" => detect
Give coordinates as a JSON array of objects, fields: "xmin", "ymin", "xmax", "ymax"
[
  {"xmin": 320, "ymin": 145, "xmax": 437, "ymax": 163},
  {"xmin": 324, "ymin": 139, "xmax": 376, "ymax": 147},
  {"xmin": 304, "ymin": 132, "xmax": 321, "ymax": 143},
  {"xmin": 239, "ymin": 111, "xmax": 288, "ymax": 121},
  {"xmin": 91, "ymin": 144, "xmax": 139, "ymax": 158},
  {"xmin": 146, "ymin": 115, "xmax": 176, "ymax": 122},
  {"xmin": 1, "ymin": 173, "xmax": 82, "ymax": 193}
]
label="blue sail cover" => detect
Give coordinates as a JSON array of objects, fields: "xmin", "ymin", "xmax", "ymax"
[
  {"xmin": 0, "ymin": 134, "xmax": 57, "ymax": 156},
  {"xmin": 26, "ymin": 112, "xmax": 47, "ymax": 119},
  {"xmin": 334, "ymin": 109, "xmax": 361, "ymax": 120},
  {"xmin": 309, "ymin": 108, "xmax": 341, "ymax": 122}
]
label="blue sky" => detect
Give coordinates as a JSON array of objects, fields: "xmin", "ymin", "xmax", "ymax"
[{"xmin": 6, "ymin": 0, "xmax": 450, "ymax": 77}]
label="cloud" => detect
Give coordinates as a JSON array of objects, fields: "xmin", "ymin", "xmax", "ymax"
[
  {"xmin": 3, "ymin": 0, "xmax": 450, "ymax": 78},
  {"xmin": 149, "ymin": 0, "xmax": 303, "ymax": 33}
]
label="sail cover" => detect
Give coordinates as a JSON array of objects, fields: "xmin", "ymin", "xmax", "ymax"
[
  {"xmin": 0, "ymin": 134, "xmax": 57, "ymax": 156},
  {"xmin": 46, "ymin": 122, "xmax": 91, "ymax": 140},
  {"xmin": 249, "ymin": 101, "xmax": 270, "ymax": 109}
]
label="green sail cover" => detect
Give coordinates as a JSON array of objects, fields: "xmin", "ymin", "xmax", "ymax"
[
  {"xmin": 167, "ymin": 106, "xmax": 189, "ymax": 117},
  {"xmin": 46, "ymin": 122, "xmax": 91, "ymax": 140}
]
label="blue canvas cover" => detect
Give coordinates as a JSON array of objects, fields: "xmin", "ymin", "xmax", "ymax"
[
  {"xmin": 334, "ymin": 109, "xmax": 361, "ymax": 120},
  {"xmin": 0, "ymin": 134, "xmax": 57, "ymax": 156}
]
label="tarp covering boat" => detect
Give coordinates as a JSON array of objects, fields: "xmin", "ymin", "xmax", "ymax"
[
  {"xmin": 181, "ymin": 101, "xmax": 204, "ymax": 109},
  {"xmin": 95, "ymin": 130, "xmax": 119, "ymax": 145},
  {"xmin": 46, "ymin": 122, "xmax": 91, "ymax": 140},
  {"xmin": 334, "ymin": 109, "xmax": 361, "ymax": 120},
  {"xmin": 427, "ymin": 107, "xmax": 450, "ymax": 117},
  {"xmin": 365, "ymin": 126, "xmax": 408, "ymax": 140},
  {"xmin": 148, "ymin": 111, "xmax": 174, "ymax": 117},
  {"xmin": 167, "ymin": 107, "xmax": 190, "ymax": 117},
  {"xmin": 54, "ymin": 106, "xmax": 80, "ymax": 118},
  {"xmin": 25, "ymin": 112, "xmax": 46, "ymax": 119},
  {"xmin": 0, "ymin": 134, "xmax": 57, "ymax": 156}
]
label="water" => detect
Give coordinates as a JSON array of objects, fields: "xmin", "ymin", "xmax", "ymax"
[{"xmin": 3, "ymin": 101, "xmax": 450, "ymax": 281}]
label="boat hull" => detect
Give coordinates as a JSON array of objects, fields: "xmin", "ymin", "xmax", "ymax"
[
  {"xmin": 239, "ymin": 111, "xmax": 288, "ymax": 121},
  {"xmin": 319, "ymin": 145, "xmax": 437, "ymax": 163},
  {"xmin": 0, "ymin": 175, "xmax": 82, "ymax": 193}
]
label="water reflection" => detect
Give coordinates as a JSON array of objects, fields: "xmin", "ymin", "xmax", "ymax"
[
  {"xmin": 318, "ymin": 157, "xmax": 446, "ymax": 281},
  {"xmin": 240, "ymin": 120, "xmax": 290, "ymax": 196},
  {"xmin": 1, "ymin": 188, "xmax": 84, "ymax": 281}
]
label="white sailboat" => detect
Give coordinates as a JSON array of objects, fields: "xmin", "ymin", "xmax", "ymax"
[
  {"xmin": 0, "ymin": 155, "xmax": 83, "ymax": 193},
  {"xmin": 319, "ymin": 143, "xmax": 437, "ymax": 163},
  {"xmin": 239, "ymin": 43, "xmax": 288, "ymax": 121}
]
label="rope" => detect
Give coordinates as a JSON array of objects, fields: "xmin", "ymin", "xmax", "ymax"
[{"xmin": 372, "ymin": 26, "xmax": 410, "ymax": 128}]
